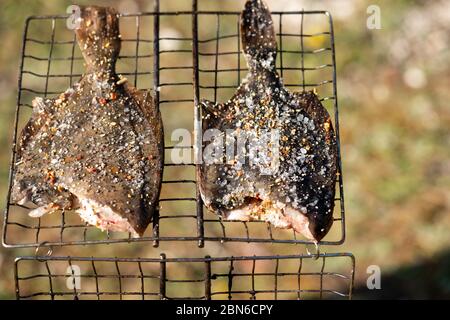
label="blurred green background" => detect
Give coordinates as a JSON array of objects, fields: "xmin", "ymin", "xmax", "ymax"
[{"xmin": 0, "ymin": 0, "xmax": 449, "ymax": 299}]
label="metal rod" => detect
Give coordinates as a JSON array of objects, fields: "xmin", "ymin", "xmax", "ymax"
[
  {"xmin": 319, "ymin": 256, "xmax": 326, "ymax": 299},
  {"xmin": 91, "ymin": 260, "xmax": 100, "ymax": 300},
  {"xmin": 326, "ymin": 11, "xmax": 346, "ymax": 245},
  {"xmin": 159, "ymin": 253, "xmax": 166, "ymax": 300},
  {"xmin": 279, "ymin": 15, "xmax": 284, "ymax": 77},
  {"xmin": 45, "ymin": 261, "xmax": 54, "ymax": 300},
  {"xmin": 43, "ymin": 19, "xmax": 56, "ymax": 97},
  {"xmin": 237, "ymin": 18, "xmax": 241, "ymax": 84},
  {"xmin": 17, "ymin": 252, "xmax": 354, "ymax": 263},
  {"xmin": 2, "ymin": 16, "xmax": 31, "ymax": 248},
  {"xmin": 138, "ymin": 260, "xmax": 145, "ymax": 300},
  {"xmin": 348, "ymin": 254, "xmax": 356, "ymax": 300},
  {"xmin": 297, "ymin": 257, "xmax": 303, "ymax": 300},
  {"xmin": 251, "ymin": 259, "xmax": 256, "ymax": 300},
  {"xmin": 134, "ymin": 16, "xmax": 141, "ymax": 87},
  {"xmin": 14, "ymin": 258, "xmax": 21, "ymax": 300},
  {"xmin": 192, "ymin": 0, "xmax": 205, "ymax": 248},
  {"xmin": 69, "ymin": 33, "xmax": 77, "ymax": 86},
  {"xmin": 204, "ymin": 255, "xmax": 211, "ymax": 300},
  {"xmin": 115, "ymin": 260, "xmax": 123, "ymax": 300},
  {"xmin": 22, "ymin": 11, "xmax": 335, "ymax": 20},
  {"xmin": 152, "ymin": 0, "xmax": 161, "ymax": 248},
  {"xmin": 227, "ymin": 260, "xmax": 234, "ymax": 300},
  {"xmin": 274, "ymin": 258, "xmax": 279, "ymax": 300},
  {"xmin": 213, "ymin": 14, "xmax": 220, "ymax": 102},
  {"xmin": 60, "ymin": 211, "xmax": 65, "ymax": 242},
  {"xmin": 3, "ymin": 236, "xmax": 344, "ymax": 248}
]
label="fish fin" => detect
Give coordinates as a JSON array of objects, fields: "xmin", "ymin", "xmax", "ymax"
[
  {"xmin": 128, "ymin": 87, "xmax": 157, "ymax": 116},
  {"xmin": 31, "ymin": 97, "xmax": 52, "ymax": 114},
  {"xmin": 241, "ymin": 0, "xmax": 277, "ymax": 69},
  {"xmin": 200, "ymin": 99, "xmax": 221, "ymax": 118},
  {"xmin": 75, "ymin": 6, "xmax": 120, "ymax": 72},
  {"xmin": 126, "ymin": 86, "xmax": 164, "ymax": 221},
  {"xmin": 293, "ymin": 91, "xmax": 334, "ymax": 128},
  {"xmin": 28, "ymin": 204, "xmax": 53, "ymax": 218},
  {"xmin": 16, "ymin": 97, "xmax": 55, "ymax": 159},
  {"xmin": 201, "ymin": 99, "xmax": 227, "ymax": 132},
  {"xmin": 132, "ymin": 89, "xmax": 163, "ymax": 142}
]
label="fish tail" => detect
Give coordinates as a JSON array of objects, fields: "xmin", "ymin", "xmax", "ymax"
[
  {"xmin": 75, "ymin": 6, "xmax": 121, "ymax": 72},
  {"xmin": 240, "ymin": 0, "xmax": 277, "ymax": 69}
]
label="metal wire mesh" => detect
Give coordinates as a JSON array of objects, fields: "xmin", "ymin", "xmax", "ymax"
[
  {"xmin": 15, "ymin": 253, "xmax": 354, "ymax": 300},
  {"xmin": 193, "ymin": 4, "xmax": 345, "ymax": 247},
  {"xmin": 3, "ymin": 0, "xmax": 345, "ymax": 248}
]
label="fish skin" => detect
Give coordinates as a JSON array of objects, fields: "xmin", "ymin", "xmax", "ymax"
[
  {"xmin": 198, "ymin": 0, "xmax": 338, "ymax": 242},
  {"xmin": 11, "ymin": 6, "xmax": 163, "ymax": 236}
]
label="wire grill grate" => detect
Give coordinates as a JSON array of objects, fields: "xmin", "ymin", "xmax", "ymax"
[
  {"xmin": 15, "ymin": 253, "xmax": 354, "ymax": 300},
  {"xmin": 3, "ymin": 0, "xmax": 345, "ymax": 248}
]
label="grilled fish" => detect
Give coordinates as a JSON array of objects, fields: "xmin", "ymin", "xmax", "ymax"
[
  {"xmin": 11, "ymin": 6, "xmax": 164, "ymax": 237},
  {"xmin": 198, "ymin": 0, "xmax": 338, "ymax": 242}
]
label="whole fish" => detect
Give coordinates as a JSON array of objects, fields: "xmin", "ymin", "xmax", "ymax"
[
  {"xmin": 12, "ymin": 6, "xmax": 164, "ymax": 237},
  {"xmin": 198, "ymin": 0, "xmax": 338, "ymax": 242}
]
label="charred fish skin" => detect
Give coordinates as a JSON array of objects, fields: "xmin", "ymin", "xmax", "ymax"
[
  {"xmin": 11, "ymin": 6, "xmax": 164, "ymax": 237},
  {"xmin": 198, "ymin": 0, "xmax": 338, "ymax": 242}
]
